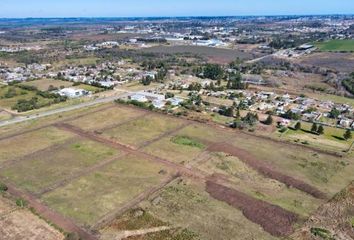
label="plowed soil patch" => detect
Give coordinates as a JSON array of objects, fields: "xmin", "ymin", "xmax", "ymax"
[
  {"xmin": 206, "ymin": 181, "xmax": 298, "ymax": 237},
  {"xmin": 207, "ymin": 143, "xmax": 326, "ymax": 199}
]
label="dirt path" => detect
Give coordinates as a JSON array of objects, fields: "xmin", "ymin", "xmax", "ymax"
[
  {"xmin": 91, "ymin": 174, "xmax": 179, "ymax": 231},
  {"xmin": 109, "ymin": 226, "xmax": 172, "ymax": 240},
  {"xmin": 207, "ymin": 142, "xmax": 327, "ymax": 199},
  {"xmin": 206, "ymin": 181, "xmax": 298, "ymax": 237},
  {"xmin": 3, "ymin": 181, "xmax": 97, "ymax": 240}
]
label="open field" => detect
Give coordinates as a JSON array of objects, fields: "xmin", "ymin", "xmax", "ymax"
[
  {"xmin": 0, "ymin": 126, "xmax": 75, "ymax": 163},
  {"xmin": 279, "ymin": 121, "xmax": 351, "ymax": 153},
  {"xmin": 140, "ymin": 45, "xmax": 255, "ymax": 64},
  {"xmin": 42, "ymin": 154, "xmax": 171, "ymax": 227},
  {"xmin": 137, "ymin": 180, "xmax": 277, "ymax": 240},
  {"xmin": 0, "ymin": 103, "xmax": 353, "ymax": 239},
  {"xmin": 297, "ymin": 52, "xmax": 354, "ymax": 73},
  {"xmin": 0, "ymin": 196, "xmax": 64, "ymax": 240},
  {"xmin": 1, "ymin": 138, "xmax": 118, "ymax": 193},
  {"xmin": 0, "ymin": 85, "xmax": 45, "ymax": 109},
  {"xmin": 22, "ymin": 79, "xmax": 73, "ymax": 91},
  {"xmin": 102, "ymin": 114, "xmax": 186, "ymax": 148},
  {"xmin": 315, "ymin": 40, "xmax": 354, "ymax": 52}
]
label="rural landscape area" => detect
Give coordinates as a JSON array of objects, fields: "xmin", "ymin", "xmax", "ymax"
[{"xmin": 0, "ymin": 1, "xmax": 354, "ymax": 240}]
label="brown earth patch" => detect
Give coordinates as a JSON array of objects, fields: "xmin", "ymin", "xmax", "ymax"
[
  {"xmin": 206, "ymin": 181, "xmax": 298, "ymax": 237},
  {"xmin": 207, "ymin": 142, "xmax": 326, "ymax": 199}
]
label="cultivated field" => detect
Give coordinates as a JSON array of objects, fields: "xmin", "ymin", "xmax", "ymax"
[
  {"xmin": 0, "ymin": 102, "xmax": 353, "ymax": 240},
  {"xmin": 315, "ymin": 39, "xmax": 354, "ymax": 52}
]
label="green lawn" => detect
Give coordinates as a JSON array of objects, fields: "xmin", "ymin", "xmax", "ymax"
[{"xmin": 315, "ymin": 40, "xmax": 354, "ymax": 52}]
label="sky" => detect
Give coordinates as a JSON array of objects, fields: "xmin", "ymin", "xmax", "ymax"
[{"xmin": 1, "ymin": 0, "xmax": 354, "ymax": 18}]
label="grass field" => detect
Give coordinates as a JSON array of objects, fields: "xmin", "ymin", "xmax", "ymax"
[
  {"xmin": 315, "ymin": 40, "xmax": 354, "ymax": 52},
  {"xmin": 102, "ymin": 114, "xmax": 186, "ymax": 148},
  {"xmin": 67, "ymin": 105, "xmax": 144, "ymax": 131},
  {"xmin": 139, "ymin": 180, "xmax": 277, "ymax": 240},
  {"xmin": 229, "ymin": 133, "xmax": 353, "ymax": 196},
  {"xmin": 42, "ymin": 155, "xmax": 169, "ymax": 226},
  {"xmin": 0, "ymin": 126, "xmax": 74, "ymax": 164},
  {"xmin": 281, "ymin": 121, "xmax": 350, "ymax": 152},
  {"xmin": 0, "ymin": 85, "xmax": 51, "ymax": 110},
  {"xmin": 1, "ymin": 139, "xmax": 118, "ymax": 193},
  {"xmin": 0, "ymin": 102, "xmax": 353, "ymax": 239},
  {"xmin": 22, "ymin": 79, "xmax": 73, "ymax": 91},
  {"xmin": 197, "ymin": 152, "xmax": 321, "ymax": 218}
]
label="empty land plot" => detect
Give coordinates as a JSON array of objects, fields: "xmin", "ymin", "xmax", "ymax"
[
  {"xmin": 0, "ymin": 139, "xmax": 118, "ymax": 193},
  {"xmin": 42, "ymin": 155, "xmax": 171, "ymax": 227},
  {"xmin": 140, "ymin": 45, "xmax": 254, "ymax": 63},
  {"xmin": 0, "ymin": 197, "xmax": 64, "ymax": 240},
  {"xmin": 228, "ymin": 133, "xmax": 353, "ymax": 196},
  {"xmin": 139, "ymin": 180, "xmax": 277, "ymax": 240},
  {"xmin": 281, "ymin": 123, "xmax": 350, "ymax": 152},
  {"xmin": 298, "ymin": 52, "xmax": 354, "ymax": 72},
  {"xmin": 0, "ymin": 126, "xmax": 74, "ymax": 164},
  {"xmin": 197, "ymin": 152, "xmax": 321, "ymax": 217},
  {"xmin": 21, "ymin": 79, "xmax": 73, "ymax": 91},
  {"xmin": 174, "ymin": 124, "xmax": 232, "ymax": 143},
  {"xmin": 67, "ymin": 105, "xmax": 144, "ymax": 131},
  {"xmin": 142, "ymin": 135, "xmax": 206, "ymax": 165},
  {"xmin": 102, "ymin": 114, "xmax": 186, "ymax": 148}
]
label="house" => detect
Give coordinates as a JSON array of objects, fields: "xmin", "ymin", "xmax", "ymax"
[
  {"xmin": 152, "ymin": 99, "xmax": 166, "ymax": 109},
  {"xmin": 58, "ymin": 88, "xmax": 88, "ymax": 98},
  {"xmin": 130, "ymin": 94, "xmax": 148, "ymax": 102},
  {"xmin": 339, "ymin": 119, "xmax": 353, "ymax": 128},
  {"xmin": 167, "ymin": 97, "xmax": 184, "ymax": 106}
]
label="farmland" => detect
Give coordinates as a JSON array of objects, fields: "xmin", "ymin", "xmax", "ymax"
[
  {"xmin": 0, "ymin": 102, "xmax": 353, "ymax": 240},
  {"xmin": 315, "ymin": 39, "xmax": 354, "ymax": 52}
]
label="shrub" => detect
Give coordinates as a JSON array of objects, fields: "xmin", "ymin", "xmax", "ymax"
[{"xmin": 0, "ymin": 182, "xmax": 8, "ymax": 192}]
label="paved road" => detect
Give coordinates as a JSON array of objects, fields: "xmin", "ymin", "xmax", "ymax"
[{"xmin": 0, "ymin": 91, "xmax": 131, "ymax": 127}]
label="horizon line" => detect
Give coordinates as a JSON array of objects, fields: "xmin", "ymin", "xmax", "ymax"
[{"xmin": 0, "ymin": 13, "xmax": 354, "ymax": 20}]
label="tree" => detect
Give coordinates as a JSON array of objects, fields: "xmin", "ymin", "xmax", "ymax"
[
  {"xmin": 317, "ymin": 125, "xmax": 324, "ymax": 135},
  {"xmin": 294, "ymin": 122, "xmax": 301, "ymax": 130},
  {"xmin": 329, "ymin": 108, "xmax": 340, "ymax": 119},
  {"xmin": 344, "ymin": 129, "xmax": 352, "ymax": 140},
  {"xmin": 264, "ymin": 115, "xmax": 273, "ymax": 125},
  {"xmin": 203, "ymin": 64, "xmax": 224, "ymax": 80},
  {"xmin": 311, "ymin": 123, "xmax": 318, "ymax": 133}
]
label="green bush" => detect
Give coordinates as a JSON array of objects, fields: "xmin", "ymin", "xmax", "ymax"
[
  {"xmin": 171, "ymin": 136, "xmax": 205, "ymax": 149},
  {"xmin": 0, "ymin": 182, "xmax": 8, "ymax": 192}
]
